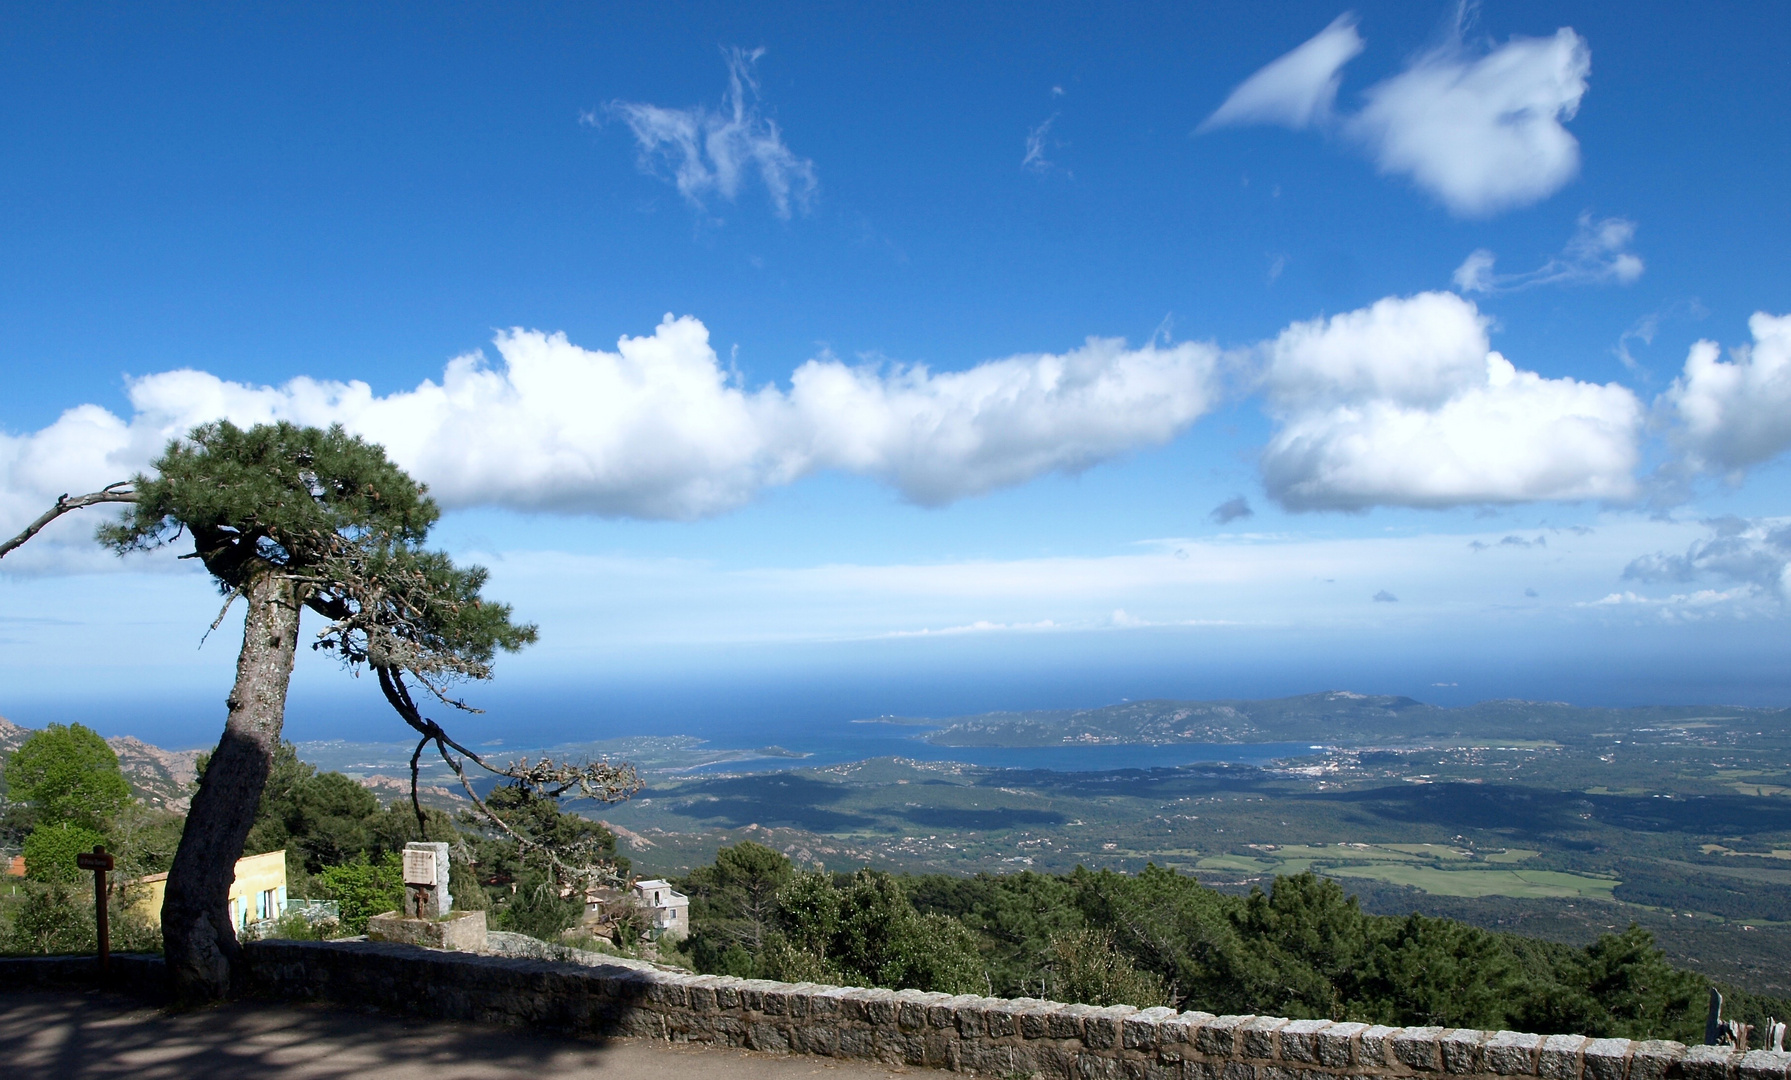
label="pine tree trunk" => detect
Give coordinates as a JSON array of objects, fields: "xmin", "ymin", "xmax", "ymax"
[{"xmin": 161, "ymin": 573, "xmax": 301, "ymax": 1002}]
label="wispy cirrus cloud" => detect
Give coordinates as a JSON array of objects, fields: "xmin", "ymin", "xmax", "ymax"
[
  {"xmin": 1023, "ymin": 114, "xmax": 1060, "ymax": 173},
  {"xmin": 1199, "ymin": 14, "xmax": 1365, "ymax": 133},
  {"xmin": 599, "ymin": 46, "xmax": 817, "ymax": 219},
  {"xmin": 1453, "ymin": 214, "xmax": 1643, "ymax": 294},
  {"xmin": 1201, "ymin": 12, "xmax": 1590, "ymax": 217}
]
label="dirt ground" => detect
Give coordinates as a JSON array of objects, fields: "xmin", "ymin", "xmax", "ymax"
[{"xmin": 0, "ymin": 990, "xmax": 922, "ymax": 1080}]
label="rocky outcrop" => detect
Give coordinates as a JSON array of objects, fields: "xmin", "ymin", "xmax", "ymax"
[{"xmin": 106, "ymin": 736, "xmax": 201, "ymax": 812}]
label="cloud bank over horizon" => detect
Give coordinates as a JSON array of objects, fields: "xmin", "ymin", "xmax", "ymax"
[
  {"xmin": 0, "ymin": 316, "xmax": 1221, "ymax": 539},
  {"xmin": 11, "ymin": 298, "xmax": 1791, "ymax": 562}
]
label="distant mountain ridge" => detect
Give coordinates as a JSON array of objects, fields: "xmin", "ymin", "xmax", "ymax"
[
  {"xmin": 923, "ymin": 691, "xmax": 1783, "ymax": 748},
  {"xmin": 0, "ymin": 714, "xmax": 203, "ymax": 811},
  {"xmin": 0, "ymin": 720, "xmax": 465, "ymax": 814}
]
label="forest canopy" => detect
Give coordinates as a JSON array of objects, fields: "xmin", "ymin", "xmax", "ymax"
[{"xmin": 677, "ymin": 841, "xmax": 1778, "ymax": 1043}]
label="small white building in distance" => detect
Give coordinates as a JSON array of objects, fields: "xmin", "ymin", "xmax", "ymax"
[{"xmin": 632, "ymin": 878, "xmax": 689, "ymax": 940}]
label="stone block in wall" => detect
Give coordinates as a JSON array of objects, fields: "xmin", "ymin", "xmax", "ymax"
[
  {"xmin": 1031, "ymin": 1039, "xmax": 1079, "ymax": 1080},
  {"xmin": 920, "ymin": 1029, "xmax": 959, "ymax": 1068},
  {"xmin": 1198, "ymin": 1015, "xmax": 1257, "ymax": 1057},
  {"xmin": 1278, "ymin": 1019, "xmax": 1333, "ymax": 1063},
  {"xmin": 793, "ymin": 1019, "xmax": 839, "ymax": 1057},
  {"xmin": 709, "ymin": 976, "xmax": 743, "ymax": 1010},
  {"xmin": 1539, "ymin": 1034, "xmax": 1590, "ymax": 1080},
  {"xmin": 789, "ymin": 982, "xmax": 830, "ymax": 1017},
  {"xmin": 896, "ymin": 990, "xmax": 947, "ymax": 1031},
  {"xmin": 962, "ymin": 1041, "xmax": 1029, "ymax": 1078},
  {"xmin": 1738, "ymin": 1050, "xmax": 1791, "ymax": 1080},
  {"xmin": 1078, "ymin": 1050, "xmax": 1127, "ymax": 1080},
  {"xmin": 1442, "ymin": 1029, "xmax": 1489, "ymax": 1074},
  {"xmin": 1162, "ymin": 1011, "xmax": 1216, "ymax": 1049},
  {"xmin": 747, "ymin": 1020, "xmax": 791, "ymax": 1053},
  {"xmin": 981, "ymin": 998, "xmax": 1030, "ymax": 1038},
  {"xmin": 1086, "ymin": 1005, "xmax": 1139, "ymax": 1050},
  {"xmin": 1243, "ymin": 1017, "xmax": 1290, "ymax": 1060},
  {"xmin": 1582, "ymin": 1038, "xmax": 1634, "ymax": 1080},
  {"xmin": 838, "ymin": 1024, "xmax": 877, "ymax": 1059},
  {"xmin": 1360, "ymin": 1026, "xmax": 1402, "ymax": 1068},
  {"xmin": 1316, "ymin": 1021, "xmax": 1369, "ymax": 1068},
  {"xmin": 1487, "ymin": 1032, "xmax": 1546, "ymax": 1076},
  {"xmin": 1050, "ymin": 1003, "xmax": 1099, "ymax": 1040},
  {"xmin": 851, "ymin": 988, "xmax": 900, "ymax": 1026},
  {"xmin": 1394, "ymin": 1026, "xmax": 1446, "ymax": 1071},
  {"xmin": 1021, "ymin": 1002, "xmax": 1062, "ymax": 1040},
  {"xmin": 1140, "ymin": 1058, "xmax": 1183, "ymax": 1080},
  {"xmin": 1682, "ymin": 1045, "xmax": 1741, "ymax": 1080},
  {"xmin": 759, "ymin": 984, "xmax": 794, "ymax": 1016},
  {"xmin": 644, "ymin": 972, "xmax": 692, "ymax": 1008},
  {"xmin": 931, "ymin": 994, "xmax": 979, "ymax": 1029},
  {"xmin": 683, "ymin": 975, "xmax": 720, "ymax": 1011},
  {"xmin": 1125, "ymin": 1006, "xmax": 1179, "ymax": 1050}
]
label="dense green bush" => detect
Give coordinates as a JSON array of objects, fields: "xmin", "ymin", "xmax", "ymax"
[
  {"xmin": 2, "ymin": 879, "xmax": 161, "ymax": 954},
  {"xmin": 316, "ymin": 854, "xmax": 406, "ymax": 934},
  {"xmin": 6, "ymin": 723, "xmax": 131, "ymax": 832},
  {"xmin": 494, "ymin": 871, "xmax": 584, "ymax": 939},
  {"xmin": 22, "ymin": 822, "xmax": 106, "ymax": 884}
]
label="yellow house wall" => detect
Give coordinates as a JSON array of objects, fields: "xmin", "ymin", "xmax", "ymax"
[{"xmin": 129, "ymin": 849, "xmax": 288, "ymax": 931}]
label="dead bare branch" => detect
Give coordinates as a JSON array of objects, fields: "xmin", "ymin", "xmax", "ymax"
[
  {"xmin": 0, "ymin": 483, "xmax": 135, "ymax": 560},
  {"xmin": 373, "ymin": 663, "xmax": 641, "ymax": 890}
]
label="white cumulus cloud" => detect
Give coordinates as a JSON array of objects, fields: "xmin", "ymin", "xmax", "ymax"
[
  {"xmin": 1202, "ymin": 14, "xmax": 1590, "ymax": 217},
  {"xmin": 602, "ymin": 47, "xmax": 817, "ymax": 218},
  {"xmin": 1198, "ymin": 14, "xmax": 1365, "ymax": 132},
  {"xmin": 0, "ymin": 316, "xmax": 1221, "ymax": 543},
  {"xmin": 1660, "ymin": 312, "xmax": 1791, "ymax": 476},
  {"xmin": 1259, "ymin": 292, "xmax": 1643, "ymax": 511},
  {"xmin": 1346, "ymin": 27, "xmax": 1589, "ymax": 216}
]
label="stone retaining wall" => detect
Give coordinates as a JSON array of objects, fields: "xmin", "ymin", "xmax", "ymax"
[{"xmin": 7, "ymin": 942, "xmax": 1790, "ymax": 1080}]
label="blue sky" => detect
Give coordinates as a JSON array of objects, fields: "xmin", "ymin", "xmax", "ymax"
[{"xmin": 3, "ymin": 3, "xmax": 1791, "ymax": 745}]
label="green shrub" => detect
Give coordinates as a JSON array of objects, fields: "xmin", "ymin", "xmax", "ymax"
[
  {"xmin": 315, "ymin": 853, "xmax": 405, "ymax": 935},
  {"xmin": 1046, "ymin": 927, "xmax": 1168, "ymax": 1007},
  {"xmin": 4, "ymin": 881, "xmax": 91, "ymax": 953},
  {"xmin": 495, "ymin": 871, "xmax": 582, "ymax": 941},
  {"xmin": 22, "ymin": 822, "xmax": 106, "ymax": 884}
]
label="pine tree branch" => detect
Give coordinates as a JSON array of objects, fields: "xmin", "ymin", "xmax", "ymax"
[{"xmin": 0, "ymin": 483, "xmax": 135, "ymax": 560}]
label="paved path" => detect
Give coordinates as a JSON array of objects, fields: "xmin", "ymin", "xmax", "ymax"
[{"xmin": 0, "ymin": 990, "xmax": 920, "ymax": 1080}]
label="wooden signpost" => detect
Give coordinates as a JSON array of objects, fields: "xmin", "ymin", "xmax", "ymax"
[{"xmin": 76, "ymin": 845, "xmax": 115, "ymax": 974}]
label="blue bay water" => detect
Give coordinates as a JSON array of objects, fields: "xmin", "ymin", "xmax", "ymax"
[{"xmin": 675, "ymin": 719, "xmax": 1324, "ymax": 773}]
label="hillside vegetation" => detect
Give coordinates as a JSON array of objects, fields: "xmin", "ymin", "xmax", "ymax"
[{"xmin": 676, "ymin": 840, "xmax": 1784, "ymax": 1043}]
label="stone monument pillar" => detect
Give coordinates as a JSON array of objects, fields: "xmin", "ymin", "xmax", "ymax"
[
  {"xmin": 368, "ymin": 840, "xmax": 485, "ymax": 951},
  {"xmin": 403, "ymin": 841, "xmax": 452, "ymax": 918}
]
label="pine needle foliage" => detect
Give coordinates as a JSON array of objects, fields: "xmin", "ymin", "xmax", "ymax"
[{"xmin": 96, "ymin": 420, "xmax": 536, "ymax": 681}]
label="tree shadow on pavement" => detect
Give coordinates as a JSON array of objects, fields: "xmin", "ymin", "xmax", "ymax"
[{"xmin": 0, "ymin": 991, "xmax": 906, "ymax": 1080}]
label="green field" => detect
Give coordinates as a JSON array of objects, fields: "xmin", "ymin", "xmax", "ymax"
[
  {"xmin": 1325, "ymin": 864, "xmax": 1619, "ymax": 899},
  {"xmin": 1186, "ymin": 843, "xmax": 1612, "ymax": 900}
]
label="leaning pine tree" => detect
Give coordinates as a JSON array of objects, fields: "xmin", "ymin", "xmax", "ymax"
[{"xmin": 1, "ymin": 421, "xmax": 640, "ymax": 1001}]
